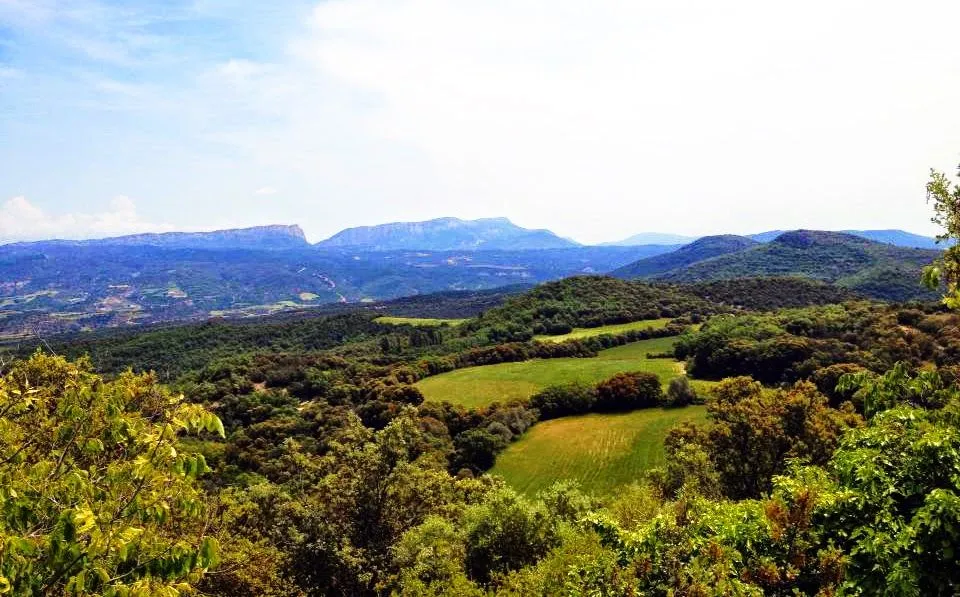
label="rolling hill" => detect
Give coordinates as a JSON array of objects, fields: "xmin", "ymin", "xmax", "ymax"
[
  {"xmin": 612, "ymin": 235, "xmax": 758, "ymax": 278},
  {"xmin": 316, "ymin": 216, "xmax": 578, "ymax": 251},
  {"xmin": 652, "ymin": 230, "xmax": 939, "ymax": 301},
  {"xmin": 749, "ymin": 228, "xmax": 941, "ymax": 248}
]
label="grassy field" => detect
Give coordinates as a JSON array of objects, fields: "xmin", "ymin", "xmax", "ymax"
[
  {"xmin": 533, "ymin": 318, "xmax": 672, "ymax": 343},
  {"xmin": 416, "ymin": 336, "xmax": 708, "ymax": 409},
  {"xmin": 491, "ymin": 406, "xmax": 708, "ymax": 496},
  {"xmin": 374, "ymin": 316, "xmax": 467, "ymax": 327}
]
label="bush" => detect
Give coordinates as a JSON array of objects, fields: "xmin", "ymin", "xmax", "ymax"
[
  {"xmin": 454, "ymin": 428, "xmax": 508, "ymax": 472},
  {"xmin": 665, "ymin": 376, "xmax": 697, "ymax": 407},
  {"xmin": 595, "ymin": 371, "xmax": 663, "ymax": 411},
  {"xmin": 529, "ymin": 383, "xmax": 597, "ymax": 419}
]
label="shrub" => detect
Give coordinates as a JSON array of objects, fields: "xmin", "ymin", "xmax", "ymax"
[
  {"xmin": 595, "ymin": 371, "xmax": 663, "ymax": 411},
  {"xmin": 665, "ymin": 376, "xmax": 697, "ymax": 407},
  {"xmin": 529, "ymin": 383, "xmax": 598, "ymax": 419}
]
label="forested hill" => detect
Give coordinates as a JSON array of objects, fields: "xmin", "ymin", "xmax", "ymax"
[
  {"xmin": 680, "ymin": 277, "xmax": 859, "ymax": 311},
  {"xmin": 463, "ymin": 276, "xmax": 722, "ymax": 341},
  {"xmin": 612, "ymin": 235, "xmax": 758, "ymax": 278},
  {"xmin": 618, "ymin": 230, "xmax": 939, "ymax": 301}
]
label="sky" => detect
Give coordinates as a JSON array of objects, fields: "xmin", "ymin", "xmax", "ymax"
[{"xmin": 1, "ymin": 0, "xmax": 960, "ymax": 245}]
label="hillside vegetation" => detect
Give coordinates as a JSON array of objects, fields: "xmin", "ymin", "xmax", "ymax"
[
  {"xmin": 3, "ymin": 235, "xmax": 960, "ymax": 595},
  {"xmin": 656, "ymin": 230, "xmax": 939, "ymax": 300},
  {"xmin": 682, "ymin": 277, "xmax": 859, "ymax": 310},
  {"xmin": 465, "ymin": 276, "xmax": 721, "ymax": 341},
  {"xmin": 613, "ymin": 234, "xmax": 758, "ymax": 278}
]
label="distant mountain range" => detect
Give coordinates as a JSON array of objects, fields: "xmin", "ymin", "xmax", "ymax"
[
  {"xmin": 0, "ymin": 218, "xmax": 947, "ymax": 337},
  {"xmin": 316, "ymin": 217, "xmax": 579, "ymax": 251},
  {"xmin": 7, "ymin": 225, "xmax": 309, "ymax": 250},
  {"xmin": 600, "ymin": 232, "xmax": 699, "ymax": 246},
  {"xmin": 747, "ymin": 229, "xmax": 946, "ymax": 249},
  {"xmin": 0, "ymin": 239, "xmax": 668, "ymax": 338},
  {"xmin": 606, "ymin": 228, "xmax": 944, "ymax": 250},
  {"xmin": 615, "ymin": 230, "xmax": 939, "ymax": 301}
]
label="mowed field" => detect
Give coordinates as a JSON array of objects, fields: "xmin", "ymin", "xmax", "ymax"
[
  {"xmin": 374, "ymin": 316, "xmax": 467, "ymax": 326},
  {"xmin": 416, "ymin": 336, "xmax": 699, "ymax": 409},
  {"xmin": 533, "ymin": 318, "xmax": 673, "ymax": 342},
  {"xmin": 491, "ymin": 406, "xmax": 708, "ymax": 496}
]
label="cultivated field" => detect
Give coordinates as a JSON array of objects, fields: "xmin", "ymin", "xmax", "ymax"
[
  {"xmin": 416, "ymin": 336, "xmax": 701, "ymax": 408},
  {"xmin": 374, "ymin": 316, "xmax": 467, "ymax": 326},
  {"xmin": 490, "ymin": 406, "xmax": 708, "ymax": 496},
  {"xmin": 533, "ymin": 318, "xmax": 672, "ymax": 342}
]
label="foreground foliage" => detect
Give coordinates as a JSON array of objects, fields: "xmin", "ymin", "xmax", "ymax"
[{"xmin": 0, "ymin": 354, "xmax": 223, "ymax": 595}]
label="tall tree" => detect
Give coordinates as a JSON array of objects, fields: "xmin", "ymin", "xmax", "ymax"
[{"xmin": 924, "ymin": 162, "xmax": 960, "ymax": 306}]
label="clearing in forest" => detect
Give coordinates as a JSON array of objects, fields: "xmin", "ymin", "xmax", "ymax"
[
  {"xmin": 374, "ymin": 316, "xmax": 467, "ymax": 326},
  {"xmin": 416, "ymin": 336, "xmax": 706, "ymax": 409},
  {"xmin": 533, "ymin": 318, "xmax": 672, "ymax": 342},
  {"xmin": 490, "ymin": 406, "xmax": 708, "ymax": 496}
]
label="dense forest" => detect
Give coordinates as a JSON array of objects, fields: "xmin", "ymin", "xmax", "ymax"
[{"xmin": 1, "ymin": 168, "xmax": 960, "ymax": 595}]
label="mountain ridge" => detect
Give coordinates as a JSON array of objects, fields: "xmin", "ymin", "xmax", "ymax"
[
  {"xmin": 4, "ymin": 224, "xmax": 309, "ymax": 250},
  {"xmin": 612, "ymin": 235, "xmax": 758, "ymax": 278},
  {"xmin": 643, "ymin": 230, "xmax": 939, "ymax": 301},
  {"xmin": 316, "ymin": 217, "xmax": 579, "ymax": 251}
]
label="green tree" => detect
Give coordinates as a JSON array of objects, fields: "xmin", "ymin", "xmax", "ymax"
[
  {"xmin": 837, "ymin": 361, "xmax": 957, "ymax": 417},
  {"xmin": 924, "ymin": 162, "xmax": 960, "ymax": 306},
  {"xmin": 0, "ymin": 353, "xmax": 224, "ymax": 595},
  {"xmin": 282, "ymin": 411, "xmax": 490, "ymax": 595},
  {"xmin": 462, "ymin": 487, "xmax": 560, "ymax": 583},
  {"xmin": 666, "ymin": 377, "xmax": 862, "ymax": 499},
  {"xmin": 595, "ymin": 371, "xmax": 663, "ymax": 411},
  {"xmin": 664, "ymin": 376, "xmax": 697, "ymax": 407},
  {"xmin": 819, "ymin": 403, "xmax": 960, "ymax": 595}
]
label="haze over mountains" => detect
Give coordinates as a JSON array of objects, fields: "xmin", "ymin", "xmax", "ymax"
[
  {"xmin": 9, "ymin": 225, "xmax": 310, "ymax": 250},
  {"xmin": 316, "ymin": 217, "xmax": 579, "ymax": 251},
  {"xmin": 0, "ymin": 216, "xmax": 945, "ymax": 339}
]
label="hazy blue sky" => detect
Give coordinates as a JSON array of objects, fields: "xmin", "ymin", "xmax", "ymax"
[{"xmin": 2, "ymin": 0, "xmax": 960, "ymax": 244}]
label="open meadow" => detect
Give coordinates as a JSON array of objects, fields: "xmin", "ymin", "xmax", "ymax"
[
  {"xmin": 416, "ymin": 335, "xmax": 709, "ymax": 408},
  {"xmin": 532, "ymin": 318, "xmax": 673, "ymax": 342},
  {"xmin": 373, "ymin": 316, "xmax": 467, "ymax": 326},
  {"xmin": 491, "ymin": 406, "xmax": 708, "ymax": 496}
]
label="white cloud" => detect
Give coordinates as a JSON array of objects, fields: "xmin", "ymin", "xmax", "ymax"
[
  {"xmin": 279, "ymin": 0, "xmax": 960, "ymax": 242},
  {"xmin": 3, "ymin": 1, "xmax": 960, "ymax": 243},
  {"xmin": 255, "ymin": 186, "xmax": 278, "ymax": 195},
  {"xmin": 0, "ymin": 195, "xmax": 175, "ymax": 243}
]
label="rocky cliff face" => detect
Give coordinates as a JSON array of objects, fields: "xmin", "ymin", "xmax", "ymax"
[{"xmin": 316, "ymin": 217, "xmax": 578, "ymax": 251}]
